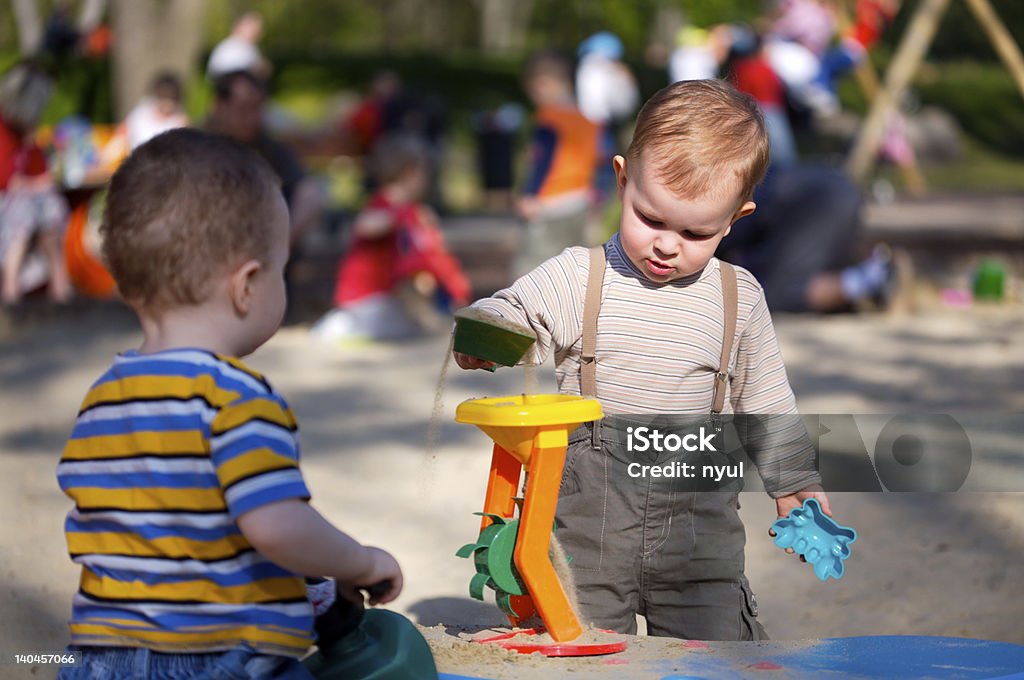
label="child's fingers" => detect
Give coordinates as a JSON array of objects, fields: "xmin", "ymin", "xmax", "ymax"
[
  {"xmin": 365, "ymin": 581, "xmax": 390, "ymax": 606},
  {"xmin": 367, "ymin": 576, "xmax": 402, "ymax": 606},
  {"xmin": 361, "ymin": 548, "xmax": 403, "ymax": 605},
  {"xmin": 372, "ymin": 583, "xmax": 400, "ymax": 606},
  {"xmin": 816, "ymin": 494, "xmax": 833, "ymax": 517},
  {"xmin": 453, "ymin": 352, "xmax": 496, "ymax": 371},
  {"xmin": 768, "ymin": 527, "xmax": 797, "ymax": 555},
  {"xmin": 336, "ymin": 582, "xmax": 363, "ymax": 605}
]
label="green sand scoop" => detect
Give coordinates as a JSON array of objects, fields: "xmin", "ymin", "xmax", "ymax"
[
  {"xmin": 453, "ymin": 307, "xmax": 537, "ymax": 369},
  {"xmin": 304, "ymin": 580, "xmax": 438, "ymax": 679}
]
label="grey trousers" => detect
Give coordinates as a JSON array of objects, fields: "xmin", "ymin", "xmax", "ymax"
[{"xmin": 554, "ymin": 417, "xmax": 767, "ymax": 640}]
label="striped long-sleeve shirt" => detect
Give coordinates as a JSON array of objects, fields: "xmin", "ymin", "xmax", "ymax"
[
  {"xmin": 57, "ymin": 349, "xmax": 314, "ymax": 657},
  {"xmin": 475, "ymin": 235, "xmax": 821, "ymax": 496}
]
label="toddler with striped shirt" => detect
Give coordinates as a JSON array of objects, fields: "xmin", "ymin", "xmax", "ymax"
[
  {"xmin": 456, "ymin": 80, "xmax": 831, "ymax": 641},
  {"xmin": 57, "ymin": 129, "xmax": 402, "ymax": 679}
]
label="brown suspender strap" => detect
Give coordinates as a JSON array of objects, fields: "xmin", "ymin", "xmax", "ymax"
[
  {"xmin": 713, "ymin": 261, "xmax": 738, "ymax": 414},
  {"xmin": 581, "ymin": 245, "xmax": 606, "ymax": 399},
  {"xmin": 580, "ymin": 247, "xmax": 737, "ymax": 414}
]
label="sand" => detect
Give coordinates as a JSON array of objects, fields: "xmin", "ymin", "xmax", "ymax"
[
  {"xmin": 419, "ymin": 624, "xmax": 685, "ymax": 679},
  {"xmin": 2, "ymin": 302, "xmax": 1023, "ymax": 679}
]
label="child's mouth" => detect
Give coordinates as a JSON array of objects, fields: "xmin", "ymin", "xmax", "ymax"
[{"xmin": 645, "ymin": 259, "xmax": 675, "ymax": 277}]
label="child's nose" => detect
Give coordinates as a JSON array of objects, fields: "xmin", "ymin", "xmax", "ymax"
[{"xmin": 653, "ymin": 234, "xmax": 679, "ymax": 258}]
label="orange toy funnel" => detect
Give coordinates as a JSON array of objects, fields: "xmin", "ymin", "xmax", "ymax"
[{"xmin": 455, "ymin": 394, "xmax": 602, "ymax": 644}]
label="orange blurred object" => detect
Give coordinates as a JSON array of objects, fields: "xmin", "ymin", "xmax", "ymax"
[
  {"xmin": 82, "ymin": 25, "xmax": 113, "ymax": 58},
  {"xmin": 64, "ymin": 197, "xmax": 116, "ymax": 298}
]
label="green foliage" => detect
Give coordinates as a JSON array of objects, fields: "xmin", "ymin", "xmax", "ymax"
[
  {"xmin": 206, "ymin": 0, "xmax": 469, "ymax": 53},
  {"xmin": 922, "ymin": 138, "xmax": 1024, "ymax": 192},
  {"xmin": 681, "ymin": 0, "xmax": 763, "ymax": 27},
  {"xmin": 885, "ymin": 0, "xmax": 1024, "ymax": 62},
  {"xmin": 528, "ymin": 0, "xmax": 655, "ymax": 55},
  {"xmin": 913, "ymin": 60, "xmax": 1024, "ymax": 155},
  {"xmin": 270, "ymin": 51, "xmax": 523, "ymax": 119},
  {"xmin": 205, "ymin": 0, "xmax": 770, "ymax": 60}
]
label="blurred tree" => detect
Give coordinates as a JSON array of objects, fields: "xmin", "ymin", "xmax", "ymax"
[
  {"xmin": 110, "ymin": 0, "xmax": 204, "ymax": 118},
  {"xmin": 78, "ymin": 0, "xmax": 107, "ymax": 31},
  {"xmin": 11, "ymin": 0, "xmax": 43, "ymax": 55},
  {"xmin": 477, "ymin": 0, "xmax": 535, "ymax": 54},
  {"xmin": 648, "ymin": 1, "xmax": 685, "ymax": 64}
]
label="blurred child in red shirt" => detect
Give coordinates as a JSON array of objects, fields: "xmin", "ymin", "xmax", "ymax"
[{"xmin": 312, "ymin": 134, "xmax": 469, "ymax": 342}]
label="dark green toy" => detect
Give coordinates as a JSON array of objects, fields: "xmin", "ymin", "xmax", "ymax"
[
  {"xmin": 304, "ymin": 581, "xmax": 438, "ymax": 680},
  {"xmin": 453, "ymin": 307, "xmax": 537, "ymax": 370}
]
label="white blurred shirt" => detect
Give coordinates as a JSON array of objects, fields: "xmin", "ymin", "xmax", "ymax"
[
  {"xmin": 576, "ymin": 54, "xmax": 638, "ymax": 125},
  {"xmin": 207, "ymin": 36, "xmax": 263, "ymax": 78},
  {"xmin": 669, "ymin": 46, "xmax": 719, "ymax": 83},
  {"xmin": 124, "ymin": 98, "xmax": 189, "ymax": 150}
]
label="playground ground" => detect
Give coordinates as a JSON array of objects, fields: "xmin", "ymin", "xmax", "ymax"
[{"xmin": 1, "ymin": 300, "xmax": 1022, "ymax": 678}]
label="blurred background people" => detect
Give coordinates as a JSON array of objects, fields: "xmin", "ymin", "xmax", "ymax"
[
  {"xmin": 668, "ymin": 24, "xmax": 733, "ymax": 83},
  {"xmin": 378, "ymin": 84, "xmax": 448, "ymax": 211},
  {"xmin": 313, "ymin": 134, "xmax": 469, "ymax": 343},
  {"xmin": 0, "ymin": 62, "xmax": 71, "ymax": 306},
  {"xmin": 342, "ymin": 70, "xmax": 447, "ymax": 206},
  {"xmin": 516, "ymin": 49, "xmax": 599, "ymax": 276},
  {"xmin": 718, "ymin": 162, "xmax": 895, "ymax": 313},
  {"xmin": 472, "ymin": 102, "xmax": 525, "ymax": 212},
  {"xmin": 764, "ymin": 0, "xmax": 841, "ymax": 115},
  {"xmin": 726, "ymin": 26, "xmax": 800, "ymax": 167},
  {"xmin": 575, "ymin": 31, "xmax": 639, "ymax": 204},
  {"xmin": 345, "ymin": 70, "xmax": 401, "ymax": 159},
  {"xmin": 206, "ymin": 11, "xmax": 268, "ymax": 80},
  {"xmin": 123, "ymin": 71, "xmax": 189, "ymax": 151},
  {"xmin": 207, "ymin": 70, "xmax": 323, "ymax": 246}
]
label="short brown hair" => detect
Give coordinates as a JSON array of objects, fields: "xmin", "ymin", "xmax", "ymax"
[
  {"xmin": 368, "ymin": 134, "xmax": 428, "ymax": 186},
  {"xmin": 102, "ymin": 128, "xmax": 281, "ymax": 309},
  {"xmin": 626, "ymin": 79, "xmax": 769, "ymax": 204}
]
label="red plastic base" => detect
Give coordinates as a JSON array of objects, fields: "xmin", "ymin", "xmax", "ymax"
[{"xmin": 473, "ymin": 628, "xmax": 628, "ymax": 657}]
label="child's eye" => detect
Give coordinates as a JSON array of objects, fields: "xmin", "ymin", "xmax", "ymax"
[
  {"xmin": 636, "ymin": 209, "xmax": 663, "ymax": 227},
  {"xmin": 683, "ymin": 230, "xmax": 713, "ymax": 241}
]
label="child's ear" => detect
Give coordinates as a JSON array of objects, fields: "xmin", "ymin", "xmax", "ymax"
[
  {"xmin": 732, "ymin": 201, "xmax": 756, "ymax": 223},
  {"xmin": 723, "ymin": 202, "xmax": 756, "ymax": 238},
  {"xmin": 612, "ymin": 155, "xmax": 627, "ymax": 195},
  {"xmin": 229, "ymin": 259, "xmax": 263, "ymax": 316}
]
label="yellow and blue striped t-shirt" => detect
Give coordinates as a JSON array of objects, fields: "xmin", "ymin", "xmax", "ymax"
[{"xmin": 57, "ymin": 349, "xmax": 314, "ymax": 657}]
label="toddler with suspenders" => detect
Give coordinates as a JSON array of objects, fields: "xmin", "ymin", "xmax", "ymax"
[{"xmin": 455, "ymin": 80, "xmax": 830, "ymax": 639}]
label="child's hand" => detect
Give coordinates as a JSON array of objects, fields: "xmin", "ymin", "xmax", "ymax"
[
  {"xmin": 353, "ymin": 209, "xmax": 395, "ymax": 238},
  {"xmin": 453, "ymin": 351, "xmax": 497, "ymax": 371},
  {"xmin": 769, "ymin": 484, "xmax": 832, "ymax": 559},
  {"xmin": 774, "ymin": 484, "xmax": 831, "ymax": 519},
  {"xmin": 412, "ymin": 271, "xmax": 438, "ymax": 297},
  {"xmin": 517, "ymin": 196, "xmax": 540, "ymax": 220},
  {"xmin": 341, "ymin": 546, "xmax": 403, "ymax": 606}
]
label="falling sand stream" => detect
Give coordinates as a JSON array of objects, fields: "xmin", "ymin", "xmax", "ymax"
[{"xmin": 423, "ymin": 340, "xmax": 582, "ymax": 623}]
